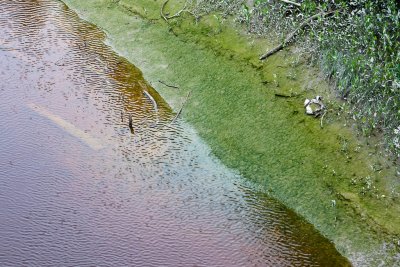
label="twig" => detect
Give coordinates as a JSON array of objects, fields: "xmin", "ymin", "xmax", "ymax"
[
  {"xmin": 170, "ymin": 91, "xmax": 191, "ymax": 124},
  {"xmin": 278, "ymin": 0, "xmax": 301, "ymax": 7},
  {"xmin": 274, "ymin": 93, "xmax": 291, "ymax": 98},
  {"xmin": 158, "ymin": 80, "xmax": 179, "ymax": 89},
  {"xmin": 143, "ymin": 90, "xmax": 158, "ymax": 112},
  {"xmin": 160, "ymin": 0, "xmax": 197, "ymax": 22},
  {"xmin": 160, "ymin": 0, "xmax": 169, "ymax": 22},
  {"xmin": 260, "ymin": 10, "xmax": 338, "ymax": 60},
  {"xmin": 166, "ymin": 1, "xmax": 189, "ymax": 19},
  {"xmin": 128, "ymin": 114, "xmax": 134, "ymax": 134},
  {"xmin": 320, "ymin": 110, "xmax": 327, "ymax": 128}
]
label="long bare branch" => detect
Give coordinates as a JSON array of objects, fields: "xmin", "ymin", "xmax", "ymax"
[{"xmin": 260, "ymin": 10, "xmax": 338, "ymax": 60}]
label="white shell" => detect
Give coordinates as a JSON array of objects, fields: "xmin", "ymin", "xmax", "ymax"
[
  {"xmin": 304, "ymin": 99, "xmax": 311, "ymax": 107},
  {"xmin": 305, "ymin": 105, "xmax": 314, "ymax": 115}
]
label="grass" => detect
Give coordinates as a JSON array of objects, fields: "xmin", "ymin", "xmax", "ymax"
[{"xmin": 61, "ymin": 0, "xmax": 400, "ymax": 265}]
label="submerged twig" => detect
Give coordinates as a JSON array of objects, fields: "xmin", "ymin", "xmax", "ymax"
[
  {"xmin": 158, "ymin": 80, "xmax": 179, "ymax": 89},
  {"xmin": 275, "ymin": 93, "xmax": 294, "ymax": 98},
  {"xmin": 128, "ymin": 114, "xmax": 134, "ymax": 134},
  {"xmin": 170, "ymin": 91, "xmax": 191, "ymax": 124}
]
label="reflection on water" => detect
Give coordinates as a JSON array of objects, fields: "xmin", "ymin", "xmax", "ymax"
[{"xmin": 0, "ymin": 1, "xmax": 350, "ymax": 266}]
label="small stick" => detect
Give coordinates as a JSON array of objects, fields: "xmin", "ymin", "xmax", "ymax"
[
  {"xmin": 158, "ymin": 80, "xmax": 179, "ymax": 89},
  {"xmin": 274, "ymin": 93, "xmax": 292, "ymax": 98},
  {"xmin": 143, "ymin": 90, "xmax": 158, "ymax": 113},
  {"xmin": 320, "ymin": 110, "xmax": 327, "ymax": 128},
  {"xmin": 128, "ymin": 114, "xmax": 134, "ymax": 134},
  {"xmin": 170, "ymin": 91, "xmax": 191, "ymax": 124}
]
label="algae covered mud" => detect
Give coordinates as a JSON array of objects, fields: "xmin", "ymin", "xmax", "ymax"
[
  {"xmin": 0, "ymin": 0, "xmax": 351, "ymax": 266},
  {"xmin": 59, "ymin": 0, "xmax": 400, "ymax": 265}
]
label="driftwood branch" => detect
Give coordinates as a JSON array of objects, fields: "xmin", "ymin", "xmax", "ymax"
[
  {"xmin": 260, "ymin": 10, "xmax": 338, "ymax": 60},
  {"xmin": 278, "ymin": 0, "xmax": 301, "ymax": 7},
  {"xmin": 170, "ymin": 91, "xmax": 191, "ymax": 124}
]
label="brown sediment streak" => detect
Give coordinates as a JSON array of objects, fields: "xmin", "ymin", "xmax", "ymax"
[{"xmin": 27, "ymin": 103, "xmax": 104, "ymax": 150}]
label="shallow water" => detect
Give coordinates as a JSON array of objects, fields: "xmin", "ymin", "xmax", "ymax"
[{"xmin": 0, "ymin": 1, "xmax": 350, "ymax": 266}]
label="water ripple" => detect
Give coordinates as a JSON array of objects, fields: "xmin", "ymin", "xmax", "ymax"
[{"xmin": 0, "ymin": 1, "xmax": 349, "ymax": 266}]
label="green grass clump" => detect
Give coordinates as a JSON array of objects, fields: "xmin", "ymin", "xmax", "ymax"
[{"xmin": 318, "ymin": 0, "xmax": 400, "ymax": 157}]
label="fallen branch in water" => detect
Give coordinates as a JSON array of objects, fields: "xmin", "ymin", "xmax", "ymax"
[
  {"xmin": 260, "ymin": 10, "xmax": 338, "ymax": 60},
  {"xmin": 143, "ymin": 90, "xmax": 158, "ymax": 113},
  {"xmin": 170, "ymin": 91, "xmax": 191, "ymax": 124},
  {"xmin": 158, "ymin": 80, "xmax": 179, "ymax": 89}
]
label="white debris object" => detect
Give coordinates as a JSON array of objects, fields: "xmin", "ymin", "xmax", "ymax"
[
  {"xmin": 304, "ymin": 96, "xmax": 326, "ymax": 116},
  {"xmin": 305, "ymin": 105, "xmax": 314, "ymax": 115}
]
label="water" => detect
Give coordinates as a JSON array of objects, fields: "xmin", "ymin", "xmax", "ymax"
[{"xmin": 0, "ymin": 1, "xmax": 350, "ymax": 266}]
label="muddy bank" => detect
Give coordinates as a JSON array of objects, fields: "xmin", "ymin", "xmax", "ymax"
[{"xmin": 60, "ymin": 0, "xmax": 400, "ymax": 265}]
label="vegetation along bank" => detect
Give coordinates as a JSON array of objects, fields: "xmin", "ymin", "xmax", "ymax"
[{"xmin": 61, "ymin": 0, "xmax": 400, "ymax": 265}]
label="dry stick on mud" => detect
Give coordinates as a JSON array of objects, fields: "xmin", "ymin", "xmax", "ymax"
[
  {"xmin": 170, "ymin": 91, "xmax": 192, "ymax": 124},
  {"xmin": 259, "ymin": 10, "xmax": 338, "ymax": 60}
]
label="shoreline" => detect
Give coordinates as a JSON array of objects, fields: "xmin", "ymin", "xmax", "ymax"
[{"xmin": 60, "ymin": 0, "xmax": 400, "ymax": 265}]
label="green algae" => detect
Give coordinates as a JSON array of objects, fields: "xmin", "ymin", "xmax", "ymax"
[{"xmin": 60, "ymin": 0, "xmax": 400, "ymax": 264}]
